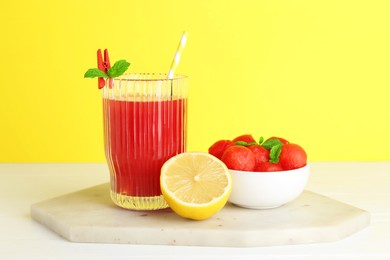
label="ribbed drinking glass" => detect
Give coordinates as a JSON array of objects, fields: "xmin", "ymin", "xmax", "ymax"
[{"xmin": 102, "ymin": 73, "xmax": 188, "ymax": 210}]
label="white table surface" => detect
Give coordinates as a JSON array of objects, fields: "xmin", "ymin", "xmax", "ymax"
[{"xmin": 1, "ymin": 162, "xmax": 390, "ymax": 260}]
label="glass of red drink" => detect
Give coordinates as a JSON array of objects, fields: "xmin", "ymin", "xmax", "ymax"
[{"xmin": 102, "ymin": 73, "xmax": 188, "ymax": 210}]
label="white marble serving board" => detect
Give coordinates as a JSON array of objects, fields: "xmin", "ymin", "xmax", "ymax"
[{"xmin": 31, "ymin": 183, "xmax": 370, "ymax": 247}]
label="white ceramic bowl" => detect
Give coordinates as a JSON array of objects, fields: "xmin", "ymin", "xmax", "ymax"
[{"xmin": 228, "ymin": 165, "xmax": 310, "ymax": 209}]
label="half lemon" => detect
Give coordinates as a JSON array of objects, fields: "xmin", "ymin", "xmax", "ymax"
[{"xmin": 160, "ymin": 152, "xmax": 232, "ymax": 220}]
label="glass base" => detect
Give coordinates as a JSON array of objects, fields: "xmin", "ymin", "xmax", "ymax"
[{"xmin": 110, "ymin": 190, "xmax": 169, "ymax": 210}]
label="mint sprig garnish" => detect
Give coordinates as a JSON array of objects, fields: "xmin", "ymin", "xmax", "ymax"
[
  {"xmin": 269, "ymin": 144, "xmax": 282, "ymax": 163},
  {"xmin": 259, "ymin": 136, "xmax": 264, "ymax": 144},
  {"xmin": 261, "ymin": 138, "xmax": 283, "ymax": 149},
  {"xmin": 107, "ymin": 60, "xmax": 131, "ymax": 78},
  {"xmin": 84, "ymin": 68, "xmax": 110, "ymax": 79},
  {"xmin": 84, "ymin": 60, "xmax": 130, "ymax": 79},
  {"xmin": 234, "ymin": 136, "xmax": 284, "ymax": 164},
  {"xmin": 262, "ymin": 138, "xmax": 283, "ymax": 163},
  {"xmin": 235, "ymin": 141, "xmax": 257, "ymax": 147}
]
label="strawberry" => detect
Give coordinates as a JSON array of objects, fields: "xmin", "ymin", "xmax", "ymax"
[
  {"xmin": 208, "ymin": 140, "xmax": 234, "ymax": 159},
  {"xmin": 247, "ymin": 145, "xmax": 270, "ymax": 166},
  {"xmin": 254, "ymin": 162, "xmax": 283, "ymax": 172},
  {"xmin": 221, "ymin": 145, "xmax": 256, "ymax": 171},
  {"xmin": 265, "ymin": 136, "xmax": 289, "ymax": 145},
  {"xmin": 232, "ymin": 134, "xmax": 256, "ymax": 144},
  {"xmin": 279, "ymin": 143, "xmax": 307, "ymax": 170}
]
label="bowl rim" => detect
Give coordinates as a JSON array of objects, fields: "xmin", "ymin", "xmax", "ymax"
[{"xmin": 229, "ymin": 164, "xmax": 310, "ymax": 176}]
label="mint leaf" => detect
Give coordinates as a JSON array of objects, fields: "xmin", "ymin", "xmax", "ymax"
[
  {"xmin": 262, "ymin": 139, "xmax": 283, "ymax": 149},
  {"xmin": 107, "ymin": 60, "xmax": 130, "ymax": 78},
  {"xmin": 235, "ymin": 141, "xmax": 248, "ymax": 146},
  {"xmin": 269, "ymin": 144, "xmax": 282, "ymax": 163},
  {"xmin": 235, "ymin": 141, "xmax": 257, "ymax": 147},
  {"xmin": 84, "ymin": 68, "xmax": 109, "ymax": 78},
  {"xmin": 259, "ymin": 136, "xmax": 264, "ymax": 144}
]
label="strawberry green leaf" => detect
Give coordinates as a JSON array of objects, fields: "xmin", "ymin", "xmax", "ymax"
[
  {"xmin": 107, "ymin": 60, "xmax": 131, "ymax": 78},
  {"xmin": 84, "ymin": 68, "xmax": 109, "ymax": 78},
  {"xmin": 269, "ymin": 144, "xmax": 282, "ymax": 163}
]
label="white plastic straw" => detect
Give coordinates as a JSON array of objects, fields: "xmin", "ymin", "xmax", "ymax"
[{"xmin": 168, "ymin": 31, "xmax": 188, "ymax": 79}]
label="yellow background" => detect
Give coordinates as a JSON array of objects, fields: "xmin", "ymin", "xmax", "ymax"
[{"xmin": 1, "ymin": 0, "xmax": 390, "ymax": 162}]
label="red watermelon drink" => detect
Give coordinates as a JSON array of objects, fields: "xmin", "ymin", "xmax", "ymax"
[{"xmin": 103, "ymin": 73, "xmax": 188, "ymax": 210}]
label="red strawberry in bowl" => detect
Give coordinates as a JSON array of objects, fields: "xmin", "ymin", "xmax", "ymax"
[
  {"xmin": 232, "ymin": 134, "xmax": 256, "ymax": 144},
  {"xmin": 221, "ymin": 145, "xmax": 256, "ymax": 171},
  {"xmin": 247, "ymin": 145, "xmax": 270, "ymax": 166},
  {"xmin": 279, "ymin": 143, "xmax": 307, "ymax": 170},
  {"xmin": 254, "ymin": 161, "xmax": 283, "ymax": 172},
  {"xmin": 208, "ymin": 140, "xmax": 235, "ymax": 160}
]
